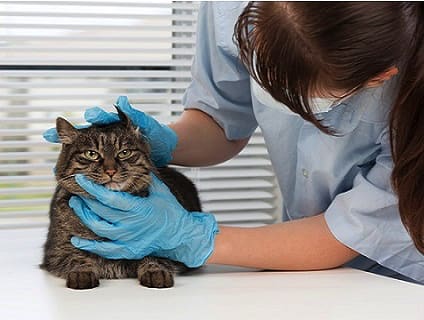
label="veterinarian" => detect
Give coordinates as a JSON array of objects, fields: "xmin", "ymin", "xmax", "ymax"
[{"xmin": 45, "ymin": 2, "xmax": 424, "ymax": 283}]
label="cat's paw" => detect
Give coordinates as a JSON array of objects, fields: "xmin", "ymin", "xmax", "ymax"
[
  {"xmin": 66, "ymin": 271, "xmax": 99, "ymax": 290},
  {"xmin": 138, "ymin": 264, "xmax": 174, "ymax": 288}
]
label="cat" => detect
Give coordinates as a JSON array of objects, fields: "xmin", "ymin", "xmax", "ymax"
[{"xmin": 40, "ymin": 108, "xmax": 201, "ymax": 290}]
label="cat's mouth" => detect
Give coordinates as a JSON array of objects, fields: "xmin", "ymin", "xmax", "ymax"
[{"xmin": 103, "ymin": 180, "xmax": 127, "ymax": 191}]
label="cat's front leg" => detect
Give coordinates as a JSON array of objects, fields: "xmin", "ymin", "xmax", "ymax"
[
  {"xmin": 137, "ymin": 256, "xmax": 175, "ymax": 288},
  {"xmin": 65, "ymin": 257, "xmax": 100, "ymax": 290},
  {"xmin": 42, "ymin": 246, "xmax": 101, "ymax": 290},
  {"xmin": 66, "ymin": 270, "xmax": 99, "ymax": 290},
  {"xmin": 61, "ymin": 254, "xmax": 100, "ymax": 290}
]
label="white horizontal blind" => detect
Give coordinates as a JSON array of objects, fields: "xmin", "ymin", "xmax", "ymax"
[{"xmin": 0, "ymin": 1, "xmax": 281, "ymax": 229}]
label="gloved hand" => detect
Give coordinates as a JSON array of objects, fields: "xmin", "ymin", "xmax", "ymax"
[
  {"xmin": 69, "ymin": 174, "xmax": 219, "ymax": 268},
  {"xmin": 43, "ymin": 96, "xmax": 178, "ymax": 167}
]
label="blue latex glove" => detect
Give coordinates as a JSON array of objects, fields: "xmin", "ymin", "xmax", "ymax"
[
  {"xmin": 43, "ymin": 96, "xmax": 178, "ymax": 167},
  {"xmin": 69, "ymin": 174, "xmax": 219, "ymax": 268}
]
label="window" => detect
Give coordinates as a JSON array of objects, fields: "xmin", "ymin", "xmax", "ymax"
[{"xmin": 0, "ymin": 1, "xmax": 281, "ymax": 229}]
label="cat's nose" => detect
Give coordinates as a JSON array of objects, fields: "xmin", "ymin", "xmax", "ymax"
[{"xmin": 105, "ymin": 169, "xmax": 117, "ymax": 177}]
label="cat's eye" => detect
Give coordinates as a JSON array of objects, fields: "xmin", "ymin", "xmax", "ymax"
[
  {"xmin": 117, "ymin": 149, "xmax": 133, "ymax": 159},
  {"xmin": 83, "ymin": 150, "xmax": 100, "ymax": 161}
]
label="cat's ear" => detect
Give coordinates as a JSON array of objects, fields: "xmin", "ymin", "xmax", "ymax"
[
  {"xmin": 56, "ymin": 117, "xmax": 79, "ymax": 144},
  {"xmin": 114, "ymin": 105, "xmax": 142, "ymax": 137},
  {"xmin": 114, "ymin": 105, "xmax": 132, "ymax": 128}
]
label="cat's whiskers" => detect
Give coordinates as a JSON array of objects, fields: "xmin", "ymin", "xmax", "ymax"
[
  {"xmin": 125, "ymin": 179, "xmax": 142, "ymax": 193},
  {"xmin": 57, "ymin": 174, "xmax": 76, "ymax": 184},
  {"xmin": 118, "ymin": 174, "xmax": 149, "ymax": 193},
  {"xmin": 132, "ymin": 174, "xmax": 151, "ymax": 185}
]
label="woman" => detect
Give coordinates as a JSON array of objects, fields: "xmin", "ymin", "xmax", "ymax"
[{"xmin": 46, "ymin": 2, "xmax": 424, "ymax": 283}]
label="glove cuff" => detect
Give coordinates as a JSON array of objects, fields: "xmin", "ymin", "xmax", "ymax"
[
  {"xmin": 158, "ymin": 212, "xmax": 219, "ymax": 268},
  {"xmin": 186, "ymin": 212, "xmax": 219, "ymax": 267}
]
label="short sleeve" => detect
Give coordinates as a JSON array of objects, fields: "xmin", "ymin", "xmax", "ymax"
[
  {"xmin": 182, "ymin": 2, "xmax": 258, "ymax": 140},
  {"xmin": 324, "ymin": 127, "xmax": 424, "ymax": 283}
]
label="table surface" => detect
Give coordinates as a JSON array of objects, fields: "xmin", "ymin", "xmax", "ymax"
[{"xmin": 1, "ymin": 228, "xmax": 423, "ymax": 320}]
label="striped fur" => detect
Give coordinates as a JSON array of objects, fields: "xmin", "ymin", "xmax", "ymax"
[{"xmin": 41, "ymin": 115, "xmax": 201, "ymax": 289}]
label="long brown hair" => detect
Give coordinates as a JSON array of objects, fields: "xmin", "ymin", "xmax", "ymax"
[{"xmin": 234, "ymin": 2, "xmax": 424, "ymax": 253}]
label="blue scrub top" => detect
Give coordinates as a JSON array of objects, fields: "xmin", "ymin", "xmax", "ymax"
[{"xmin": 182, "ymin": 2, "xmax": 424, "ymax": 283}]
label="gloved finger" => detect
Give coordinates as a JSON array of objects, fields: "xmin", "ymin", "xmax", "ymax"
[
  {"xmin": 43, "ymin": 124, "xmax": 90, "ymax": 143},
  {"xmin": 115, "ymin": 96, "xmax": 133, "ymax": 112},
  {"xmin": 84, "ymin": 106, "xmax": 120, "ymax": 125},
  {"xmin": 69, "ymin": 196, "xmax": 117, "ymax": 239},
  {"xmin": 71, "ymin": 236, "xmax": 122, "ymax": 258},
  {"xmin": 77, "ymin": 196, "xmax": 124, "ymax": 224},
  {"xmin": 71, "ymin": 237, "xmax": 149, "ymax": 260},
  {"xmin": 43, "ymin": 127, "xmax": 61, "ymax": 143},
  {"xmin": 74, "ymin": 174, "xmax": 136, "ymax": 211},
  {"xmin": 84, "ymin": 97, "xmax": 140, "ymax": 128}
]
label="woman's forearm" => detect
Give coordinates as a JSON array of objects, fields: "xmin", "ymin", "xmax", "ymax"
[
  {"xmin": 168, "ymin": 109, "xmax": 249, "ymax": 166},
  {"xmin": 207, "ymin": 213, "xmax": 359, "ymax": 270}
]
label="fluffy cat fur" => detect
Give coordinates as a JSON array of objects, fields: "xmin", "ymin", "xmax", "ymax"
[{"xmin": 41, "ymin": 109, "xmax": 201, "ymax": 289}]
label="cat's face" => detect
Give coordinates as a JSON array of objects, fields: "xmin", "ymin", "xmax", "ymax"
[{"xmin": 55, "ymin": 111, "xmax": 153, "ymax": 195}]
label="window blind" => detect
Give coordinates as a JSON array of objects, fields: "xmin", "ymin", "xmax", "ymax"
[{"xmin": 0, "ymin": 1, "xmax": 281, "ymax": 229}]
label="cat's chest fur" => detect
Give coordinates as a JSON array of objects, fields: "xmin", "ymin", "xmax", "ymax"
[{"xmin": 49, "ymin": 187, "xmax": 101, "ymax": 243}]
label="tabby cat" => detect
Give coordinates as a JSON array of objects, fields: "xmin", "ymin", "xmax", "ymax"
[{"xmin": 41, "ymin": 109, "xmax": 201, "ymax": 289}]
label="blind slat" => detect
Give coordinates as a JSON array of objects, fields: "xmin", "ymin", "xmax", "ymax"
[
  {"xmin": 201, "ymin": 191, "xmax": 274, "ymax": 202},
  {"xmin": 0, "ymin": 81, "xmax": 191, "ymax": 89},
  {"xmin": 4, "ymin": 2, "xmax": 199, "ymax": 10},
  {"xmin": 0, "ymin": 12, "xmax": 198, "ymax": 20},
  {"xmin": 0, "ymin": 60, "xmax": 193, "ymax": 67},
  {"xmin": 0, "ymin": 93, "xmax": 186, "ymax": 100},
  {"xmin": 2, "ymin": 24, "xmax": 196, "ymax": 32},
  {"xmin": 0, "ymin": 71, "xmax": 193, "ymax": 78},
  {"xmin": 0, "ymin": 209, "xmax": 47, "ymax": 218},
  {"xmin": 1, "ymin": 48, "xmax": 196, "ymax": 56},
  {"xmin": 0, "ymin": 187, "xmax": 54, "ymax": 195},
  {"xmin": 204, "ymin": 201, "xmax": 274, "ymax": 212},
  {"xmin": 214, "ymin": 212, "xmax": 275, "ymax": 223},
  {"xmin": 0, "ymin": 36, "xmax": 196, "ymax": 43}
]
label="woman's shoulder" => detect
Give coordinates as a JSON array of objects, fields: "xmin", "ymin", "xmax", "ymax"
[{"xmin": 200, "ymin": 2, "xmax": 248, "ymax": 57}]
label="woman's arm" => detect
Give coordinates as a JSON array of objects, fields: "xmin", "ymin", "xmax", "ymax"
[
  {"xmin": 207, "ymin": 213, "xmax": 359, "ymax": 270},
  {"xmin": 169, "ymin": 111, "xmax": 358, "ymax": 270},
  {"xmin": 169, "ymin": 109, "xmax": 250, "ymax": 166}
]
